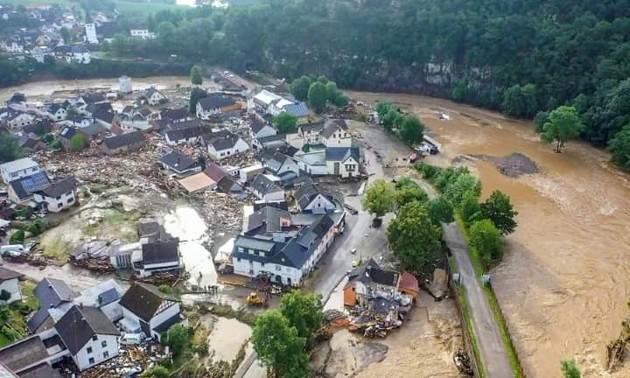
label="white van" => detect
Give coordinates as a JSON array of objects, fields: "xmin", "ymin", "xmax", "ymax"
[
  {"xmin": 120, "ymin": 333, "xmax": 144, "ymax": 345},
  {"xmin": 1, "ymin": 245, "xmax": 25, "ymax": 256}
]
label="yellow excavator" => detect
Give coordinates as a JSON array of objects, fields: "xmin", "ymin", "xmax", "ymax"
[{"xmin": 246, "ymin": 292, "xmax": 268, "ymax": 306}]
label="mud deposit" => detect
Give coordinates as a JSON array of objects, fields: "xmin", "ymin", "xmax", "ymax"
[
  {"xmin": 348, "ymin": 91, "xmax": 630, "ymax": 377},
  {"xmin": 470, "ymin": 152, "xmax": 540, "ymax": 178}
]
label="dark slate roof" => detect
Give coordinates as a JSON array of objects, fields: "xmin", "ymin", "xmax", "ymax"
[
  {"xmin": 203, "ymin": 162, "xmax": 227, "ymax": 182},
  {"xmin": 34, "ymin": 277, "xmax": 75, "ymax": 306},
  {"xmin": 164, "ymin": 125, "xmax": 210, "ymax": 142},
  {"xmin": 160, "ymin": 107, "xmax": 191, "ymax": 121},
  {"xmin": 48, "ymin": 103, "xmax": 64, "ymax": 114},
  {"xmin": 257, "ymin": 133, "xmax": 286, "ymax": 145},
  {"xmin": 347, "ymin": 258, "xmax": 399, "ymax": 287},
  {"xmin": 18, "ymin": 362, "xmax": 64, "ymax": 378},
  {"xmin": 141, "ymin": 240, "xmax": 179, "ymax": 265},
  {"xmin": 299, "ymin": 121, "xmax": 325, "ymax": 134},
  {"xmin": 216, "ymin": 175, "xmax": 242, "ymax": 194},
  {"xmin": 93, "ymin": 109, "xmax": 115, "ymax": 124},
  {"xmin": 250, "ymin": 174, "xmax": 283, "ymax": 196},
  {"xmin": 35, "ymin": 177, "xmax": 78, "ymax": 199},
  {"xmin": 145, "ymin": 87, "xmax": 163, "ymax": 98},
  {"xmin": 80, "ymin": 92, "xmax": 106, "ymax": 104},
  {"xmin": 86, "ymin": 102, "xmax": 112, "ymax": 116},
  {"xmin": 205, "ymin": 130, "xmax": 242, "ymax": 151},
  {"xmin": 59, "ymin": 126, "xmax": 76, "ymax": 140},
  {"xmin": 321, "ymin": 119, "xmax": 348, "ymax": 139},
  {"xmin": 9, "ymin": 172, "xmax": 51, "ymax": 201},
  {"xmin": 159, "ymin": 150, "xmax": 200, "ymax": 173},
  {"xmin": 246, "ymin": 206, "xmax": 291, "ymax": 235},
  {"xmin": 26, "ymin": 309, "xmax": 51, "ymax": 334},
  {"xmin": 295, "ymin": 183, "xmax": 327, "ymax": 210},
  {"xmin": 78, "ymin": 122, "xmax": 106, "ymax": 136},
  {"xmin": 119, "ymin": 282, "xmax": 179, "ymax": 323},
  {"xmin": 97, "ymin": 288, "xmax": 120, "ymax": 306},
  {"xmin": 250, "ymin": 120, "xmax": 270, "ymax": 134},
  {"xmin": 325, "ymin": 147, "xmax": 360, "ymax": 162},
  {"xmin": 22, "ymin": 121, "xmax": 52, "ymax": 135},
  {"xmin": 261, "ymin": 151, "xmax": 291, "ymax": 173},
  {"xmin": 197, "ymin": 95, "xmax": 235, "ymax": 110},
  {"xmin": 0, "ymin": 267, "xmax": 22, "ymax": 282},
  {"xmin": 165, "ymin": 118, "xmax": 204, "ymax": 131},
  {"xmin": 103, "ymin": 131, "xmax": 145, "ymax": 150},
  {"xmin": 55, "ymin": 305, "xmax": 119, "ymax": 355},
  {"xmin": 0, "ymin": 335, "xmax": 49, "ymax": 373}
]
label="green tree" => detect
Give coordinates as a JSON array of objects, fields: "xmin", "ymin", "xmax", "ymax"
[
  {"xmin": 387, "ymin": 201, "xmax": 442, "ymax": 274},
  {"xmin": 399, "ymin": 115, "xmax": 425, "ymax": 146},
  {"xmin": 426, "ymin": 197, "xmax": 454, "ymax": 224},
  {"xmin": 190, "ymin": 65, "xmax": 203, "ymax": 86},
  {"xmin": 502, "ymin": 83, "xmax": 538, "ymax": 118},
  {"xmin": 444, "ymin": 174, "xmax": 482, "ymax": 207},
  {"xmin": 325, "ymin": 81, "xmax": 338, "ymax": 101},
  {"xmin": 189, "ymin": 87, "xmax": 207, "ymax": 114},
  {"xmin": 252, "ymin": 310, "xmax": 309, "ymax": 378},
  {"xmin": 469, "ymin": 219, "xmax": 503, "ymax": 269},
  {"xmin": 540, "ymin": 106, "xmax": 585, "ymax": 153},
  {"xmin": 393, "ymin": 178, "xmax": 428, "ymax": 209},
  {"xmin": 561, "ymin": 359, "xmax": 581, "ymax": 378},
  {"xmin": 9, "ymin": 230, "xmax": 25, "ymax": 245},
  {"xmin": 290, "ymin": 76, "xmax": 312, "ymax": 101},
  {"xmin": 375, "ymin": 101, "xmax": 392, "ymax": 119},
  {"xmin": 382, "ymin": 109, "xmax": 403, "ymax": 132},
  {"xmin": 362, "ymin": 179, "xmax": 395, "ymax": 219},
  {"xmin": 166, "ymin": 324, "xmax": 190, "ymax": 357},
  {"xmin": 60, "ymin": 27, "xmax": 71, "ymax": 45},
  {"xmin": 608, "ymin": 124, "xmax": 630, "ymax": 171},
  {"xmin": 533, "ymin": 111, "xmax": 549, "ymax": 133},
  {"xmin": 0, "ymin": 132, "xmax": 22, "ymax": 163},
  {"xmin": 481, "ymin": 190, "xmax": 518, "ymax": 235},
  {"xmin": 307, "ymin": 82, "xmax": 328, "ymax": 112},
  {"xmin": 142, "ymin": 365, "xmax": 170, "ymax": 378},
  {"xmin": 332, "ymin": 94, "xmax": 349, "ymax": 107},
  {"xmin": 459, "ymin": 192, "xmax": 483, "ymax": 227},
  {"xmin": 279, "ymin": 291, "xmax": 322, "ymax": 345},
  {"xmin": 69, "ymin": 133, "xmax": 85, "ymax": 151},
  {"xmin": 272, "ymin": 112, "xmax": 298, "ymax": 133}
]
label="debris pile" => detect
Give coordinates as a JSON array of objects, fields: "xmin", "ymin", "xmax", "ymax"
[
  {"xmin": 345, "ymin": 296, "xmax": 413, "ymax": 338},
  {"xmin": 607, "ymin": 318, "xmax": 630, "ymax": 371},
  {"xmin": 453, "ymin": 349, "xmax": 474, "ymax": 375},
  {"xmin": 81, "ymin": 342, "xmax": 169, "ymax": 378},
  {"xmin": 71, "ymin": 258, "xmax": 116, "ymax": 273}
]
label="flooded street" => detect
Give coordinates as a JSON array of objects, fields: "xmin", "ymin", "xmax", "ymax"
[
  {"xmin": 205, "ymin": 317, "xmax": 252, "ymax": 362},
  {"xmin": 163, "ymin": 207, "xmax": 218, "ymax": 289},
  {"xmin": 349, "ymin": 91, "xmax": 630, "ymax": 377}
]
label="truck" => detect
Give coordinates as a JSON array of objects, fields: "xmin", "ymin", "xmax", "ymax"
[{"xmin": 1, "ymin": 245, "xmax": 25, "ymax": 257}]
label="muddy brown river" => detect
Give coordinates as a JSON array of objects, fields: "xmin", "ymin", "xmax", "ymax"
[
  {"xmin": 349, "ymin": 91, "xmax": 630, "ymax": 377},
  {"xmin": 3, "ymin": 77, "xmax": 629, "ymax": 376}
]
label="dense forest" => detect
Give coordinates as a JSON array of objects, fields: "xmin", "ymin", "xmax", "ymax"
[{"xmin": 3, "ymin": 0, "xmax": 630, "ymax": 150}]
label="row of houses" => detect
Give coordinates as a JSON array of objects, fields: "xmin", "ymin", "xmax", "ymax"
[{"xmin": 0, "ymin": 274, "xmax": 183, "ymax": 375}]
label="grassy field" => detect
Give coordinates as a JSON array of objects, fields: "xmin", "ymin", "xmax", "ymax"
[{"xmin": 0, "ymin": 282, "xmax": 39, "ymax": 348}]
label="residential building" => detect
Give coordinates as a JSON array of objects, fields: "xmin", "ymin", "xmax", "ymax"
[
  {"xmin": 232, "ymin": 215, "xmax": 336, "ymax": 286},
  {"xmin": 27, "ymin": 277, "xmax": 76, "ymax": 333},
  {"xmin": 66, "ymin": 46, "xmax": 91, "ymax": 64},
  {"xmin": 101, "ymin": 131, "xmax": 146, "ymax": 155},
  {"xmin": 0, "ymin": 39, "xmax": 23, "ymax": 53},
  {"xmin": 119, "ymin": 282, "xmax": 183, "ymax": 340},
  {"xmin": 260, "ymin": 151, "xmax": 299, "ymax": 178},
  {"xmin": 85, "ymin": 23, "xmax": 98, "ymax": 44},
  {"xmin": 160, "ymin": 107, "xmax": 193, "ymax": 123},
  {"xmin": 144, "ymin": 87, "xmax": 166, "ymax": 106},
  {"xmin": 239, "ymin": 164, "xmax": 265, "ymax": 184},
  {"xmin": 0, "ymin": 267, "xmax": 23, "ymax": 304},
  {"xmin": 196, "ymin": 95, "xmax": 241, "ymax": 120},
  {"xmin": 93, "ymin": 109, "xmax": 119, "ymax": 129},
  {"xmin": 55, "ymin": 305, "xmax": 119, "ymax": 371},
  {"xmin": 0, "ymin": 335, "xmax": 66, "ymax": 377},
  {"xmin": 205, "ymin": 130, "xmax": 249, "ymax": 160},
  {"xmin": 130, "ymin": 29, "xmax": 155, "ymax": 39},
  {"xmin": 159, "ymin": 150, "xmax": 202, "ymax": 176},
  {"xmin": 6, "ymin": 112, "xmax": 34, "ymax": 129},
  {"xmin": 164, "ymin": 123, "xmax": 210, "ymax": 146},
  {"xmin": 0, "ymin": 158, "xmax": 40, "ymax": 184},
  {"xmin": 203, "ymin": 162, "xmax": 228, "ymax": 183},
  {"xmin": 326, "ymin": 147, "xmax": 360, "ymax": 178},
  {"xmin": 216, "ymin": 175, "xmax": 245, "ymax": 199},
  {"xmin": 294, "ymin": 184, "xmax": 335, "ymax": 214},
  {"xmin": 58, "ymin": 126, "xmax": 78, "ymax": 151},
  {"xmin": 65, "ymin": 114, "xmax": 92, "ymax": 128},
  {"xmin": 321, "ymin": 119, "xmax": 352, "ymax": 147},
  {"xmin": 8, "ymin": 171, "xmax": 52, "ymax": 204},
  {"xmin": 33, "ymin": 177, "xmax": 79, "ymax": 213},
  {"xmin": 253, "ymin": 133, "xmax": 289, "ymax": 151},
  {"xmin": 244, "ymin": 206, "xmax": 293, "ymax": 238},
  {"xmin": 250, "ymin": 90, "xmax": 282, "ymax": 113},
  {"xmin": 250, "ymin": 174, "xmax": 285, "ymax": 202},
  {"xmin": 270, "ymin": 103, "xmax": 309, "ymax": 123},
  {"xmin": 17, "ymin": 132, "xmax": 47, "ymax": 152},
  {"xmin": 293, "ymin": 149, "xmax": 327, "ymax": 176},
  {"xmin": 249, "ymin": 120, "xmax": 276, "ymax": 140},
  {"xmin": 46, "ymin": 104, "xmax": 67, "ymax": 121},
  {"xmin": 133, "ymin": 240, "xmax": 180, "ymax": 278},
  {"xmin": 118, "ymin": 75, "xmax": 132, "ymax": 93},
  {"xmin": 177, "ymin": 172, "xmax": 217, "ymax": 193},
  {"xmin": 72, "ymin": 280, "xmax": 124, "ymax": 322},
  {"xmin": 77, "ymin": 122, "xmax": 106, "ymax": 142},
  {"xmin": 343, "ymin": 259, "xmax": 419, "ymax": 307}
]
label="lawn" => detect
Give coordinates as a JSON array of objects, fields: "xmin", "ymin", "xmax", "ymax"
[{"xmin": 0, "ymin": 282, "xmax": 40, "ymax": 348}]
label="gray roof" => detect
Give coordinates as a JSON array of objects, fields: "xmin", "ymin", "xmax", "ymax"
[
  {"xmin": 250, "ymin": 174, "xmax": 283, "ymax": 196},
  {"xmin": 159, "ymin": 150, "xmax": 200, "ymax": 173},
  {"xmin": 119, "ymin": 282, "xmax": 179, "ymax": 323},
  {"xmin": 73, "ymin": 280, "xmax": 123, "ymax": 308},
  {"xmin": 0, "ymin": 336, "xmax": 49, "ymax": 373},
  {"xmin": 34, "ymin": 277, "xmax": 75, "ymax": 306},
  {"xmin": 261, "ymin": 151, "xmax": 292, "ymax": 174},
  {"xmin": 325, "ymin": 147, "xmax": 360, "ymax": 163},
  {"xmin": 141, "ymin": 240, "xmax": 179, "ymax": 265},
  {"xmin": 9, "ymin": 171, "xmax": 51, "ymax": 201},
  {"xmin": 18, "ymin": 362, "xmax": 64, "ymax": 378},
  {"xmin": 160, "ymin": 107, "xmax": 191, "ymax": 121},
  {"xmin": 205, "ymin": 130, "xmax": 243, "ymax": 151},
  {"xmin": 321, "ymin": 119, "xmax": 348, "ymax": 139},
  {"xmin": 78, "ymin": 122, "xmax": 106, "ymax": 136},
  {"xmin": 234, "ymin": 236, "xmax": 277, "ymax": 253},
  {"xmin": 203, "ymin": 162, "xmax": 227, "ymax": 182},
  {"xmin": 0, "ymin": 267, "xmax": 22, "ymax": 282},
  {"xmin": 0, "ymin": 158, "xmax": 38, "ymax": 174},
  {"xmin": 35, "ymin": 177, "xmax": 78, "ymax": 199},
  {"xmin": 197, "ymin": 95, "xmax": 235, "ymax": 110},
  {"xmin": 59, "ymin": 126, "xmax": 76, "ymax": 140},
  {"xmin": 347, "ymin": 258, "xmax": 399, "ymax": 287},
  {"xmin": 216, "ymin": 175, "xmax": 242, "ymax": 194},
  {"xmin": 164, "ymin": 125, "xmax": 209, "ymax": 142},
  {"xmin": 250, "ymin": 120, "xmax": 272, "ymax": 134},
  {"xmin": 295, "ymin": 183, "xmax": 329, "ymax": 210},
  {"xmin": 299, "ymin": 121, "xmax": 325, "ymax": 134},
  {"xmin": 103, "ymin": 131, "xmax": 145, "ymax": 150},
  {"xmin": 55, "ymin": 305, "xmax": 119, "ymax": 355},
  {"xmin": 246, "ymin": 206, "xmax": 291, "ymax": 235},
  {"xmin": 145, "ymin": 87, "xmax": 163, "ymax": 98}
]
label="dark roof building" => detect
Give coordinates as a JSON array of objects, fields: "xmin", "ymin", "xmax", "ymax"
[
  {"xmin": 0, "ymin": 336, "xmax": 49, "ymax": 374},
  {"xmin": 9, "ymin": 171, "xmax": 52, "ymax": 203},
  {"xmin": 141, "ymin": 240, "xmax": 179, "ymax": 266},
  {"xmin": 0, "ymin": 267, "xmax": 22, "ymax": 283},
  {"xmin": 160, "ymin": 107, "xmax": 192, "ymax": 122},
  {"xmin": 245, "ymin": 206, "xmax": 292, "ymax": 236},
  {"xmin": 27, "ymin": 277, "xmax": 76, "ymax": 333},
  {"xmin": 101, "ymin": 131, "xmax": 145, "ymax": 153},
  {"xmin": 197, "ymin": 95, "xmax": 235, "ymax": 111},
  {"xmin": 250, "ymin": 174, "xmax": 283, "ymax": 198},
  {"xmin": 159, "ymin": 150, "xmax": 201, "ymax": 175},
  {"xmin": 35, "ymin": 177, "xmax": 78, "ymax": 199},
  {"xmin": 203, "ymin": 162, "xmax": 227, "ymax": 183},
  {"xmin": 325, "ymin": 147, "xmax": 360, "ymax": 162},
  {"xmin": 347, "ymin": 258, "xmax": 399, "ymax": 287},
  {"xmin": 119, "ymin": 282, "xmax": 179, "ymax": 323},
  {"xmin": 294, "ymin": 183, "xmax": 331, "ymax": 210},
  {"xmin": 55, "ymin": 305, "xmax": 118, "ymax": 355}
]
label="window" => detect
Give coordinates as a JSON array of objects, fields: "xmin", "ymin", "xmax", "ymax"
[
  {"xmin": 259, "ymin": 252, "xmax": 264, "ymax": 257},
  {"xmin": 58, "ymin": 203, "xmax": 63, "ymax": 209},
  {"xmin": 87, "ymin": 347, "xmax": 93, "ymax": 354},
  {"xmin": 11, "ymin": 172, "xmax": 17, "ymax": 178},
  {"xmin": 275, "ymin": 265, "xmax": 281, "ymax": 271},
  {"xmin": 92, "ymin": 335, "xmax": 97, "ymax": 341},
  {"xmin": 56, "ymin": 196, "xmax": 61, "ymax": 200},
  {"xmin": 237, "ymin": 247, "xmax": 244, "ymax": 252},
  {"xmin": 237, "ymin": 257, "xmax": 241, "ymax": 262},
  {"xmin": 249, "ymin": 249, "xmax": 255, "ymax": 255},
  {"xmin": 103, "ymin": 351, "xmax": 109, "ymax": 359},
  {"xmin": 88, "ymin": 357, "xmax": 95, "ymax": 365},
  {"xmin": 261, "ymin": 262, "xmax": 265, "ymax": 267},
  {"xmin": 101, "ymin": 340, "xmax": 107, "ymax": 348},
  {"xmin": 68, "ymin": 197, "xmax": 74, "ymax": 204}
]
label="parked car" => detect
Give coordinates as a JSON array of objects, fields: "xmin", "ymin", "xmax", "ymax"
[{"xmin": 1, "ymin": 244, "xmax": 25, "ymax": 256}]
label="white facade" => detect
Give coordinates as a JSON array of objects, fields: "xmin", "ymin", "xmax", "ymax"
[
  {"xmin": 73, "ymin": 334, "xmax": 119, "ymax": 371},
  {"xmin": 147, "ymin": 91, "xmax": 166, "ymax": 105},
  {"xmin": 85, "ymin": 23, "xmax": 98, "ymax": 44},
  {"xmin": 66, "ymin": 51, "xmax": 91, "ymax": 64},
  {"xmin": 196, "ymin": 102, "xmax": 219, "ymax": 120},
  {"xmin": 0, "ymin": 278, "xmax": 22, "ymax": 304},
  {"xmin": 33, "ymin": 189, "xmax": 77, "ymax": 213},
  {"xmin": 1, "ymin": 41, "xmax": 23, "ymax": 53},
  {"xmin": 207, "ymin": 138, "xmax": 249, "ymax": 160},
  {"xmin": 250, "ymin": 124, "xmax": 276, "ymax": 139},
  {"xmin": 0, "ymin": 158, "xmax": 41, "ymax": 184},
  {"xmin": 323, "ymin": 128, "xmax": 352, "ymax": 147},
  {"xmin": 119, "ymin": 76, "xmax": 132, "ymax": 93},
  {"xmin": 266, "ymin": 157, "xmax": 299, "ymax": 177},
  {"xmin": 121, "ymin": 301, "xmax": 181, "ymax": 339},
  {"xmin": 130, "ymin": 29, "xmax": 155, "ymax": 39},
  {"xmin": 48, "ymin": 107, "xmax": 67, "ymax": 121},
  {"xmin": 327, "ymin": 156, "xmax": 359, "ymax": 178},
  {"xmin": 7, "ymin": 113, "xmax": 35, "ymax": 128},
  {"xmin": 303, "ymin": 194, "xmax": 335, "ymax": 213}
]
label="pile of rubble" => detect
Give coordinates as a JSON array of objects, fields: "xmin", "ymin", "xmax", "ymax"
[
  {"xmin": 346, "ymin": 296, "xmax": 413, "ymax": 338},
  {"xmin": 71, "ymin": 258, "xmax": 116, "ymax": 273},
  {"xmin": 81, "ymin": 342, "xmax": 169, "ymax": 378}
]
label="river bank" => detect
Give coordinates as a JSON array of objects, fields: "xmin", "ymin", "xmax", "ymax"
[{"xmin": 346, "ymin": 91, "xmax": 630, "ymax": 377}]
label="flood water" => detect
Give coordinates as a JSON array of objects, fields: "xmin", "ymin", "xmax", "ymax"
[
  {"xmin": 163, "ymin": 207, "xmax": 218, "ymax": 289},
  {"xmin": 348, "ymin": 91, "xmax": 630, "ymax": 377},
  {"xmin": 205, "ymin": 317, "xmax": 252, "ymax": 362}
]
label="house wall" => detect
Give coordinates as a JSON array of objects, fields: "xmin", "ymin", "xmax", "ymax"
[
  {"xmin": 34, "ymin": 189, "xmax": 77, "ymax": 213},
  {"xmin": 278, "ymin": 159, "xmax": 300, "ymax": 176},
  {"xmin": 136, "ymin": 260, "xmax": 180, "ymax": 278},
  {"xmin": 73, "ymin": 334, "xmax": 119, "ymax": 371},
  {"xmin": 110, "ymin": 253, "xmax": 132, "ymax": 268},
  {"xmin": 323, "ymin": 131, "xmax": 352, "ymax": 147},
  {"xmin": 327, "ymin": 156, "xmax": 359, "ymax": 178},
  {"xmin": 1, "ymin": 164, "xmax": 40, "ymax": 184},
  {"xmin": 296, "ymin": 160, "xmax": 327, "ymax": 176},
  {"xmin": 343, "ymin": 284, "xmax": 357, "ymax": 307},
  {"xmin": 286, "ymin": 133, "xmax": 304, "ymax": 149},
  {"xmin": 0, "ymin": 278, "xmax": 22, "ymax": 304},
  {"xmin": 304, "ymin": 194, "xmax": 335, "ymax": 213},
  {"xmin": 149, "ymin": 302, "xmax": 181, "ymax": 337},
  {"xmin": 8, "ymin": 114, "xmax": 34, "ymax": 128},
  {"xmin": 208, "ymin": 138, "xmax": 249, "ymax": 160},
  {"xmin": 252, "ymin": 126, "xmax": 276, "ymax": 140},
  {"xmin": 148, "ymin": 93, "xmax": 164, "ymax": 105}
]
